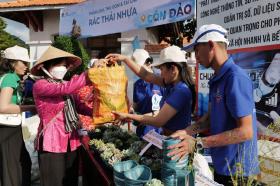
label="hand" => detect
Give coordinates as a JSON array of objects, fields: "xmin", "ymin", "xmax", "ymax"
[
  {"xmin": 112, "ymin": 111, "xmax": 131, "ymax": 126},
  {"xmin": 167, "ymin": 129, "xmax": 196, "ymax": 160},
  {"xmin": 105, "ymin": 54, "xmax": 128, "ymax": 64},
  {"xmin": 92, "ymin": 59, "xmax": 109, "ymax": 68},
  {"xmin": 129, "ymin": 106, "xmax": 135, "ymax": 114}
]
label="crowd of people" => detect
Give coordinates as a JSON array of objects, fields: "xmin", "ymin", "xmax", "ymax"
[{"xmin": 0, "ymin": 23, "xmax": 259, "ymax": 186}]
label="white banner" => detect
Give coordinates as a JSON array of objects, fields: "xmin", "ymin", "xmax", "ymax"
[
  {"xmin": 197, "ymin": 0, "xmax": 280, "ymax": 51},
  {"xmin": 60, "ymin": 0, "xmax": 195, "ymax": 37}
]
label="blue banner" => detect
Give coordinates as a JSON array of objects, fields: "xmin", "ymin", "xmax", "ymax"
[{"xmin": 60, "ymin": 0, "xmax": 195, "ymax": 37}]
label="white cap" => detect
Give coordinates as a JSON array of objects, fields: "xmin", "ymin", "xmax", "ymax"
[
  {"xmin": 3, "ymin": 45, "xmax": 33, "ymax": 63},
  {"xmin": 152, "ymin": 45, "xmax": 186, "ymax": 67},
  {"xmin": 183, "ymin": 24, "xmax": 229, "ymax": 51},
  {"xmin": 132, "ymin": 49, "xmax": 150, "ymax": 66}
]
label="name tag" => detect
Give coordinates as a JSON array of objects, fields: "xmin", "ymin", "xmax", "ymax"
[
  {"xmin": 139, "ymin": 130, "xmax": 166, "ymax": 156},
  {"xmin": 142, "ymin": 129, "xmax": 166, "ymax": 149},
  {"xmin": 152, "ymin": 94, "xmax": 162, "ymax": 111}
]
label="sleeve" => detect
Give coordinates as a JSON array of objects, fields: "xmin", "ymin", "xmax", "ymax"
[
  {"xmin": 165, "ymin": 87, "xmax": 192, "ymax": 111},
  {"xmin": 0, "ymin": 74, "xmax": 18, "ymax": 89},
  {"xmin": 225, "ymin": 73, "xmax": 254, "ymax": 119},
  {"xmin": 33, "ymin": 72, "xmax": 90, "ymax": 97}
]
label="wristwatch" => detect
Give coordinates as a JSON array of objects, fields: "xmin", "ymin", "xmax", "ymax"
[{"xmin": 196, "ymin": 137, "xmax": 204, "ymax": 150}]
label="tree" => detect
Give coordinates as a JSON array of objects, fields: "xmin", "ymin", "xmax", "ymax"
[
  {"xmin": 0, "ymin": 17, "xmax": 28, "ymax": 50},
  {"xmin": 52, "ymin": 35, "xmax": 90, "ymax": 79}
]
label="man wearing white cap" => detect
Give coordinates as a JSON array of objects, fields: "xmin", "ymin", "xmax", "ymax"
[{"xmin": 168, "ymin": 24, "xmax": 259, "ymax": 185}]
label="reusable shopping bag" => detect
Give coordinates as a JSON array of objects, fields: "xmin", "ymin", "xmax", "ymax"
[{"xmin": 88, "ymin": 65, "xmax": 128, "ymax": 126}]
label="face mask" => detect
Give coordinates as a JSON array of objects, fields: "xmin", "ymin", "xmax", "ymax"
[{"xmin": 49, "ymin": 66, "xmax": 67, "ymax": 80}]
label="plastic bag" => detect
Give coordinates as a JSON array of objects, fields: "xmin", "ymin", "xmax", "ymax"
[
  {"xmin": 193, "ymin": 153, "xmax": 213, "ymax": 180},
  {"xmin": 88, "ymin": 65, "xmax": 128, "ymax": 125}
]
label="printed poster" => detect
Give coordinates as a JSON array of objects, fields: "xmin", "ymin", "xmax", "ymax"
[{"xmin": 196, "ymin": 0, "xmax": 280, "ymax": 140}]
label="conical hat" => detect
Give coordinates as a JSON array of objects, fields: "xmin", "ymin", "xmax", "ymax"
[{"xmin": 31, "ymin": 46, "xmax": 82, "ymax": 76}]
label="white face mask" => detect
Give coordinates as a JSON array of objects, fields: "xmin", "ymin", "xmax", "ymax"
[{"xmin": 49, "ymin": 66, "xmax": 67, "ymax": 80}]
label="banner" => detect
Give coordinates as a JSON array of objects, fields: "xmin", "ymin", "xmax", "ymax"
[
  {"xmin": 60, "ymin": 0, "xmax": 195, "ymax": 37},
  {"xmin": 197, "ymin": 0, "xmax": 280, "ymax": 51},
  {"xmin": 233, "ymin": 51, "xmax": 280, "ymax": 139},
  {"xmin": 196, "ymin": 0, "xmax": 280, "ymax": 140},
  {"xmin": 197, "ymin": 66, "xmax": 214, "ymax": 117}
]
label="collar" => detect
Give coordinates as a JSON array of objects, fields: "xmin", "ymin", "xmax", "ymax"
[
  {"xmin": 12, "ymin": 72, "xmax": 21, "ymax": 82},
  {"xmin": 209, "ymin": 57, "xmax": 234, "ymax": 85},
  {"xmin": 166, "ymin": 81, "xmax": 185, "ymax": 89}
]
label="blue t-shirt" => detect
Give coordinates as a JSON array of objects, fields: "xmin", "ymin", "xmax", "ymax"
[
  {"xmin": 209, "ymin": 57, "xmax": 259, "ymax": 176},
  {"xmin": 133, "ymin": 79, "xmax": 164, "ymax": 136},
  {"xmin": 160, "ymin": 81, "xmax": 192, "ymax": 131}
]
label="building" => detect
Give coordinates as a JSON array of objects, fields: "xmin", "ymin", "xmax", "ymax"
[{"xmin": 0, "ymin": 0, "xmax": 85, "ymax": 60}]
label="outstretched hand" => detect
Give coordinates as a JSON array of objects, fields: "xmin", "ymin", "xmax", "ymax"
[
  {"xmin": 91, "ymin": 59, "xmax": 109, "ymax": 68},
  {"xmin": 167, "ymin": 130, "xmax": 196, "ymax": 160},
  {"xmin": 112, "ymin": 111, "xmax": 131, "ymax": 126},
  {"xmin": 105, "ymin": 54, "xmax": 128, "ymax": 63}
]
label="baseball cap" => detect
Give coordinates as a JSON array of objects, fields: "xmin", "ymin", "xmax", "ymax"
[
  {"xmin": 3, "ymin": 45, "xmax": 34, "ymax": 63},
  {"xmin": 152, "ymin": 45, "xmax": 186, "ymax": 67},
  {"xmin": 132, "ymin": 49, "xmax": 150, "ymax": 66},
  {"xmin": 183, "ymin": 24, "xmax": 229, "ymax": 51}
]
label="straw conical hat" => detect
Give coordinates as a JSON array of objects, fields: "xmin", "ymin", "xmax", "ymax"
[{"xmin": 31, "ymin": 46, "xmax": 81, "ymax": 76}]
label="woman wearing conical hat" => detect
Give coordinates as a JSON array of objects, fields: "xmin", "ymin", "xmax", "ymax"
[{"xmin": 31, "ymin": 46, "xmax": 92, "ymax": 186}]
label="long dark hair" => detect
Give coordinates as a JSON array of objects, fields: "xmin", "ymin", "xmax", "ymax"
[
  {"xmin": 165, "ymin": 62, "xmax": 196, "ymax": 113},
  {"xmin": 0, "ymin": 57, "xmax": 17, "ymax": 76}
]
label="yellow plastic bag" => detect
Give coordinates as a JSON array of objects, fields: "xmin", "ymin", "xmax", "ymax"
[{"xmin": 88, "ymin": 65, "xmax": 128, "ymax": 125}]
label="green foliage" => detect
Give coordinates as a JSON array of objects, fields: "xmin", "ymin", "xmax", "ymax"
[
  {"xmin": 0, "ymin": 17, "xmax": 29, "ymax": 50},
  {"xmin": 52, "ymin": 35, "xmax": 90, "ymax": 79},
  {"xmin": 52, "ymin": 36, "xmax": 74, "ymax": 53},
  {"xmin": 0, "ymin": 18, "xmax": 7, "ymax": 30}
]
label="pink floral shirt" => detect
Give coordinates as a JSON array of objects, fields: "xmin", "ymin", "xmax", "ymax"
[{"xmin": 33, "ymin": 72, "xmax": 90, "ymax": 152}]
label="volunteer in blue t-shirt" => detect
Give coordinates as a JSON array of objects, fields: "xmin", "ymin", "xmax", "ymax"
[
  {"xmin": 131, "ymin": 49, "xmax": 164, "ymax": 137},
  {"xmin": 106, "ymin": 46, "xmax": 196, "ymax": 136},
  {"xmin": 168, "ymin": 24, "xmax": 259, "ymax": 186}
]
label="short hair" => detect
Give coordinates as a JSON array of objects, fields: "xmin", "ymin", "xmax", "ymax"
[{"xmin": 216, "ymin": 42, "xmax": 227, "ymax": 49}]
